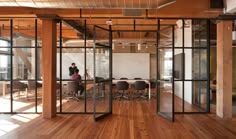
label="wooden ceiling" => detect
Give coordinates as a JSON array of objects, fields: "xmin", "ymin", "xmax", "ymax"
[
  {"xmin": 0, "ymin": 0, "xmax": 174, "ymax": 9},
  {"xmin": 0, "ymin": 0, "xmax": 223, "ymax": 18},
  {"xmin": 0, "ymin": 0, "xmax": 224, "ymax": 46}
]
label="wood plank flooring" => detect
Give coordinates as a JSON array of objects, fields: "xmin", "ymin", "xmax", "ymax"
[{"xmin": 1, "ymin": 99, "xmax": 236, "ymax": 139}]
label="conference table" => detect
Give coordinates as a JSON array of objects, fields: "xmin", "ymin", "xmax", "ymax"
[{"xmin": 112, "ymin": 79, "xmax": 151, "ymax": 100}]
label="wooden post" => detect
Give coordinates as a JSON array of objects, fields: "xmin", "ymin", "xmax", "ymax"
[
  {"xmin": 216, "ymin": 20, "xmax": 232, "ymax": 119},
  {"xmin": 42, "ymin": 19, "xmax": 57, "ymax": 118}
]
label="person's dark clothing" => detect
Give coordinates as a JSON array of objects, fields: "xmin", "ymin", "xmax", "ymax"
[{"xmin": 69, "ymin": 66, "xmax": 77, "ymax": 76}]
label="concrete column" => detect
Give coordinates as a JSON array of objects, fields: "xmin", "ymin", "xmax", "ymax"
[
  {"xmin": 216, "ymin": 20, "xmax": 232, "ymax": 119},
  {"xmin": 42, "ymin": 19, "xmax": 57, "ymax": 118}
]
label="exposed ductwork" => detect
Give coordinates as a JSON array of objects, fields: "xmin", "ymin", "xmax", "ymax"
[{"xmin": 0, "ymin": 0, "xmax": 176, "ymax": 9}]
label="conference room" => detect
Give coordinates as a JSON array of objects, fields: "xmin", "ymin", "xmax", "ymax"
[{"xmin": 0, "ymin": 17, "xmax": 210, "ymax": 121}]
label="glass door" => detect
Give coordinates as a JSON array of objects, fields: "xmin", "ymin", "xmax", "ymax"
[
  {"xmin": 157, "ymin": 24, "xmax": 175, "ymax": 122},
  {"xmin": 93, "ymin": 25, "xmax": 112, "ymax": 121}
]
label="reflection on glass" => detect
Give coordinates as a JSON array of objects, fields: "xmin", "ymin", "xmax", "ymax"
[
  {"xmin": 59, "ymin": 48, "xmax": 85, "ymax": 80},
  {"xmin": 0, "ymin": 81, "xmax": 11, "ymax": 112},
  {"xmin": 159, "ymin": 49, "xmax": 172, "ymax": 80},
  {"xmin": 13, "ymin": 48, "xmax": 35, "ymax": 80},
  {"xmin": 193, "ymin": 49, "xmax": 207, "ymax": 79},
  {"xmin": 192, "ymin": 20, "xmax": 207, "ymax": 48},
  {"xmin": 13, "ymin": 19, "xmax": 35, "ymax": 47},
  {"xmin": 0, "ymin": 39, "xmax": 11, "ymax": 80},
  {"xmin": 95, "ymin": 48, "xmax": 109, "ymax": 80},
  {"xmin": 184, "ymin": 81, "xmax": 207, "ymax": 112}
]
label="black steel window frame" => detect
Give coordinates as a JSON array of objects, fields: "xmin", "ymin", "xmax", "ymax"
[
  {"xmin": 0, "ymin": 17, "xmax": 211, "ymax": 115},
  {"xmin": 156, "ymin": 18, "xmax": 210, "ymax": 115}
]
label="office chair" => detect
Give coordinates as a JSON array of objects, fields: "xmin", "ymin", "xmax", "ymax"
[
  {"xmin": 12, "ymin": 81, "xmax": 28, "ymax": 97},
  {"xmin": 66, "ymin": 81, "xmax": 81, "ymax": 101},
  {"xmin": 116, "ymin": 81, "xmax": 129, "ymax": 100},
  {"xmin": 27, "ymin": 80, "xmax": 42, "ymax": 99},
  {"xmin": 134, "ymin": 81, "xmax": 148, "ymax": 99}
]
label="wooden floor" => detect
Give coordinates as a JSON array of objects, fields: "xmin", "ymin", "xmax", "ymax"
[{"xmin": 1, "ymin": 99, "xmax": 236, "ymax": 139}]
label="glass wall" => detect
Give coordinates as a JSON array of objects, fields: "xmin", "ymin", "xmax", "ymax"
[
  {"xmin": 158, "ymin": 19, "xmax": 210, "ymax": 118},
  {"xmin": 0, "ymin": 18, "xmax": 210, "ymax": 115},
  {"xmin": 0, "ymin": 19, "xmax": 11, "ymax": 112}
]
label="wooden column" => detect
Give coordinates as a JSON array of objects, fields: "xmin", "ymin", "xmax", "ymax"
[
  {"xmin": 42, "ymin": 19, "xmax": 57, "ymax": 118},
  {"xmin": 216, "ymin": 20, "xmax": 232, "ymax": 119}
]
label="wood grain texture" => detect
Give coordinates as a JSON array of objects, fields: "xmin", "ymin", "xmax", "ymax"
[
  {"xmin": 217, "ymin": 20, "xmax": 232, "ymax": 118},
  {"xmin": 42, "ymin": 19, "xmax": 57, "ymax": 118},
  {"xmin": 0, "ymin": 100, "xmax": 236, "ymax": 139}
]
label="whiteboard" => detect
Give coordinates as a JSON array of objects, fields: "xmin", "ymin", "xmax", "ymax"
[{"xmin": 112, "ymin": 53, "xmax": 150, "ymax": 79}]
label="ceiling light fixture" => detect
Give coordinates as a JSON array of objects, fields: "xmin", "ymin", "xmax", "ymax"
[{"xmin": 138, "ymin": 43, "xmax": 141, "ymax": 50}]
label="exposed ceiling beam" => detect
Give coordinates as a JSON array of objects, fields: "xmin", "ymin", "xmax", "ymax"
[{"xmin": 62, "ymin": 20, "xmax": 93, "ymax": 39}]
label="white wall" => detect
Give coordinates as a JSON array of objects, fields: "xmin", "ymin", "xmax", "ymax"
[
  {"xmin": 57, "ymin": 52, "xmax": 150, "ymax": 80},
  {"xmin": 57, "ymin": 53, "xmax": 87, "ymax": 79},
  {"xmin": 112, "ymin": 53, "xmax": 150, "ymax": 79},
  {"xmin": 174, "ymin": 20, "xmax": 192, "ymax": 104}
]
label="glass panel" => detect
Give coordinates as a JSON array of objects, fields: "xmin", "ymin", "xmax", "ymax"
[
  {"xmin": 158, "ymin": 48, "xmax": 173, "ymax": 120},
  {"xmin": 37, "ymin": 19, "xmax": 42, "ymax": 47},
  {"xmin": 175, "ymin": 19, "xmax": 183, "ymax": 48},
  {"xmin": 0, "ymin": 54, "xmax": 11, "ymax": 80},
  {"xmin": 13, "ymin": 19, "xmax": 36, "ymax": 47},
  {"xmin": 59, "ymin": 48, "xmax": 85, "ymax": 79},
  {"xmin": 192, "ymin": 49, "xmax": 207, "ymax": 80},
  {"xmin": 94, "ymin": 25, "xmax": 111, "ymax": 120},
  {"xmin": 12, "ymin": 48, "xmax": 35, "ymax": 80},
  {"xmin": 192, "ymin": 20, "xmax": 207, "ymax": 48},
  {"xmin": 36, "ymin": 47, "xmax": 42, "ymax": 112},
  {"xmin": 0, "ymin": 81, "xmax": 11, "ymax": 112},
  {"xmin": 13, "ymin": 80, "xmax": 35, "ymax": 112},
  {"xmin": 0, "ymin": 35, "xmax": 11, "ymax": 80},
  {"xmin": 174, "ymin": 49, "xmax": 183, "ymax": 80},
  {"xmin": 37, "ymin": 48, "xmax": 42, "ymax": 80},
  {"xmin": 60, "ymin": 48, "xmax": 85, "ymax": 112},
  {"xmin": 174, "ymin": 81, "xmax": 183, "ymax": 112},
  {"xmin": 85, "ymin": 47, "xmax": 94, "ymax": 112},
  {"xmin": 184, "ymin": 81, "xmax": 207, "ymax": 112},
  {"xmin": 184, "ymin": 49, "xmax": 207, "ymax": 80},
  {"xmin": 0, "ymin": 20, "xmax": 10, "ymax": 41},
  {"xmin": 37, "ymin": 86, "xmax": 42, "ymax": 113},
  {"xmin": 62, "ymin": 20, "xmax": 85, "ymax": 47},
  {"xmin": 183, "ymin": 19, "xmax": 192, "ymax": 48},
  {"xmin": 184, "ymin": 49, "xmax": 192, "ymax": 80},
  {"xmin": 95, "ymin": 48, "xmax": 110, "ymax": 113}
]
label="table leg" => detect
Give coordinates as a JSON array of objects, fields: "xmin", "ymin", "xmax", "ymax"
[
  {"xmin": 3, "ymin": 81, "xmax": 6, "ymax": 97},
  {"xmin": 148, "ymin": 82, "xmax": 151, "ymax": 99}
]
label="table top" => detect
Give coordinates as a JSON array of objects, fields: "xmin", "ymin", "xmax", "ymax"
[{"xmin": 112, "ymin": 79, "xmax": 150, "ymax": 84}]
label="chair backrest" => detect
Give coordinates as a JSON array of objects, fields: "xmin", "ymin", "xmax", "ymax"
[
  {"xmin": 120, "ymin": 77, "xmax": 128, "ymax": 80},
  {"xmin": 134, "ymin": 78, "xmax": 142, "ymax": 80},
  {"xmin": 28, "ymin": 81, "xmax": 42, "ymax": 90},
  {"xmin": 116, "ymin": 81, "xmax": 129, "ymax": 90},
  {"xmin": 13, "ymin": 81, "xmax": 27, "ymax": 90},
  {"xmin": 150, "ymin": 81, "xmax": 156, "ymax": 88},
  {"xmin": 67, "ymin": 81, "xmax": 79, "ymax": 92},
  {"xmin": 134, "ymin": 81, "xmax": 146, "ymax": 90}
]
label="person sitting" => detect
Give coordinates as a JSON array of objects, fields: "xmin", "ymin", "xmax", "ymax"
[
  {"xmin": 69, "ymin": 63, "xmax": 78, "ymax": 77},
  {"xmin": 71, "ymin": 69, "xmax": 84, "ymax": 96}
]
